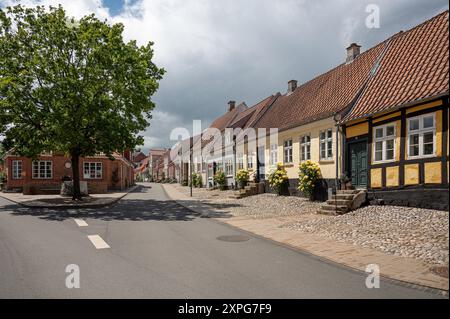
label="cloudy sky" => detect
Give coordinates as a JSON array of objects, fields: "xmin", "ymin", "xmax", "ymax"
[{"xmin": 1, "ymin": 0, "xmax": 448, "ymax": 153}]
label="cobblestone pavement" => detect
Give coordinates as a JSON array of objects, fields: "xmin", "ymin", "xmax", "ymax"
[
  {"xmin": 283, "ymin": 205, "xmax": 449, "ymax": 266},
  {"xmin": 171, "ymin": 184, "xmax": 449, "ymax": 267}
]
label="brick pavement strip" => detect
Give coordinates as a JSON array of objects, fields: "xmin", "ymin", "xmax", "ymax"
[{"xmin": 161, "ymin": 183, "xmax": 449, "ymax": 292}]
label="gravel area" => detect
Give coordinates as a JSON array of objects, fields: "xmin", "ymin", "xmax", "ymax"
[
  {"xmin": 172, "ymin": 184, "xmax": 322, "ymax": 219},
  {"xmin": 283, "ymin": 205, "xmax": 449, "ymax": 266}
]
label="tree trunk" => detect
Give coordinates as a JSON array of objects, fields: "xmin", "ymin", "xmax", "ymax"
[{"xmin": 71, "ymin": 152, "xmax": 82, "ymax": 200}]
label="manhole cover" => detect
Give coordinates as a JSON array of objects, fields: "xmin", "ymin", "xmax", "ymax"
[
  {"xmin": 217, "ymin": 235, "xmax": 250, "ymax": 242},
  {"xmin": 430, "ymin": 266, "xmax": 449, "ymax": 278}
]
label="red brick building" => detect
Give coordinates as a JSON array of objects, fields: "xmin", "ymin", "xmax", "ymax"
[{"xmin": 2, "ymin": 152, "xmax": 134, "ymax": 194}]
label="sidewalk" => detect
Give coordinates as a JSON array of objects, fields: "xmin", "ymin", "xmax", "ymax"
[
  {"xmin": 162, "ymin": 183, "xmax": 449, "ymax": 293},
  {"xmin": 0, "ymin": 185, "xmax": 138, "ymax": 209}
]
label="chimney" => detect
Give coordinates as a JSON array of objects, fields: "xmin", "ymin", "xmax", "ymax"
[
  {"xmin": 346, "ymin": 43, "xmax": 361, "ymax": 63},
  {"xmin": 287, "ymin": 80, "xmax": 297, "ymax": 95},
  {"xmin": 228, "ymin": 100, "xmax": 236, "ymax": 112}
]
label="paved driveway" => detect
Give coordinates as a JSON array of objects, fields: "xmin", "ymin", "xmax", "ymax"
[{"xmin": 0, "ymin": 184, "xmax": 445, "ymax": 298}]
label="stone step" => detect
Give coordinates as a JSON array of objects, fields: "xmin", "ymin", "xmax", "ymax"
[
  {"xmin": 326, "ymin": 199, "xmax": 352, "ymax": 206},
  {"xmin": 332, "ymin": 194, "xmax": 354, "ymax": 200},
  {"xmin": 336, "ymin": 189, "xmax": 359, "ymax": 194},
  {"xmin": 321, "ymin": 204, "xmax": 350, "ymax": 213},
  {"xmin": 317, "ymin": 209, "xmax": 339, "ymax": 216}
]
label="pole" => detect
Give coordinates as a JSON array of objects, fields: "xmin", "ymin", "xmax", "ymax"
[{"xmin": 190, "ymin": 150, "xmax": 193, "ymax": 197}]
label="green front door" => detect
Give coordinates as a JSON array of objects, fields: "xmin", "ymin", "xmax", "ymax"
[{"xmin": 348, "ymin": 141, "xmax": 367, "ymax": 188}]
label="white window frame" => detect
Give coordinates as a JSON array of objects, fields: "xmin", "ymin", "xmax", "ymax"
[
  {"xmin": 83, "ymin": 162, "xmax": 103, "ymax": 179},
  {"xmin": 300, "ymin": 134, "xmax": 311, "ymax": 161},
  {"xmin": 372, "ymin": 123, "xmax": 396, "ymax": 163},
  {"xmin": 247, "ymin": 153, "xmax": 254, "ymax": 169},
  {"xmin": 237, "ymin": 153, "xmax": 244, "ymax": 170},
  {"xmin": 283, "ymin": 139, "xmax": 293, "ymax": 163},
  {"xmin": 32, "ymin": 160, "xmax": 52, "ymax": 179},
  {"xmin": 319, "ymin": 129, "xmax": 333, "ymax": 160},
  {"xmin": 269, "ymin": 144, "xmax": 278, "ymax": 165},
  {"xmin": 407, "ymin": 113, "xmax": 436, "ymax": 159},
  {"xmin": 12, "ymin": 160, "xmax": 22, "ymax": 179},
  {"xmin": 225, "ymin": 158, "xmax": 233, "ymax": 176}
]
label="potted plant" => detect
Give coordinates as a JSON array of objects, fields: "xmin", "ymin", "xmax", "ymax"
[
  {"xmin": 213, "ymin": 170, "xmax": 227, "ymax": 190},
  {"xmin": 298, "ymin": 160, "xmax": 322, "ymax": 201},
  {"xmin": 268, "ymin": 163, "xmax": 289, "ymax": 196},
  {"xmin": 235, "ymin": 169, "xmax": 249, "ymax": 189}
]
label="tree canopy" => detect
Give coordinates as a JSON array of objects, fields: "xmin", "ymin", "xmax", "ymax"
[{"xmin": 0, "ymin": 5, "xmax": 165, "ymax": 198}]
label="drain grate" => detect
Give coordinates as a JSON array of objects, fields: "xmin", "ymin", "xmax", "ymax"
[{"xmin": 217, "ymin": 235, "xmax": 250, "ymax": 242}]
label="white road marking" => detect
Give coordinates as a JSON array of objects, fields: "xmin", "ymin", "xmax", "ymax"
[
  {"xmin": 73, "ymin": 218, "xmax": 88, "ymax": 227},
  {"xmin": 87, "ymin": 235, "xmax": 110, "ymax": 249}
]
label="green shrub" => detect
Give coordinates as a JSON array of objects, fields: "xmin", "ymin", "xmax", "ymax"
[
  {"xmin": 192, "ymin": 172, "xmax": 203, "ymax": 188},
  {"xmin": 298, "ymin": 160, "xmax": 322, "ymax": 200},
  {"xmin": 268, "ymin": 163, "xmax": 289, "ymax": 195},
  {"xmin": 235, "ymin": 169, "xmax": 249, "ymax": 189},
  {"xmin": 0, "ymin": 171, "xmax": 7, "ymax": 183},
  {"xmin": 213, "ymin": 170, "xmax": 227, "ymax": 190}
]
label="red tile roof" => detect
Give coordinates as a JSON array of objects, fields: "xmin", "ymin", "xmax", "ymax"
[
  {"xmin": 209, "ymin": 102, "xmax": 247, "ymax": 130},
  {"xmin": 343, "ymin": 10, "xmax": 449, "ymax": 122},
  {"xmin": 133, "ymin": 152, "xmax": 147, "ymax": 163},
  {"xmin": 230, "ymin": 95, "xmax": 278, "ymax": 130},
  {"xmin": 254, "ymin": 39, "xmax": 389, "ymax": 131}
]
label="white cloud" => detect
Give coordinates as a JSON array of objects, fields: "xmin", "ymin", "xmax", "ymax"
[{"xmin": 1, "ymin": 0, "xmax": 448, "ymax": 153}]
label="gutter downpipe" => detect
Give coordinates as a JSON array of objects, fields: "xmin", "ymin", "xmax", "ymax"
[{"xmin": 333, "ymin": 113, "xmax": 342, "ymax": 194}]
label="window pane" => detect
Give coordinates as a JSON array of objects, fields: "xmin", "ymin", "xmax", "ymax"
[
  {"xmin": 386, "ymin": 139, "xmax": 394, "ymax": 151},
  {"xmin": 409, "ymin": 145, "xmax": 419, "ymax": 157},
  {"xmin": 423, "ymin": 116, "xmax": 434, "ymax": 128},
  {"xmin": 375, "ymin": 128, "xmax": 383, "ymax": 138},
  {"xmin": 409, "ymin": 134, "xmax": 419, "ymax": 146},
  {"xmin": 423, "ymin": 132, "xmax": 433, "ymax": 144},
  {"xmin": 375, "ymin": 141, "xmax": 383, "ymax": 152},
  {"xmin": 306, "ymin": 145, "xmax": 311, "ymax": 159},
  {"xmin": 386, "ymin": 150, "xmax": 394, "ymax": 160},
  {"xmin": 409, "ymin": 119, "xmax": 419, "ymax": 131},
  {"xmin": 386, "ymin": 126, "xmax": 395, "ymax": 136},
  {"xmin": 306, "ymin": 135, "xmax": 310, "ymax": 143},
  {"xmin": 320, "ymin": 132, "xmax": 325, "ymax": 140},
  {"xmin": 424, "ymin": 143, "xmax": 433, "ymax": 155},
  {"xmin": 375, "ymin": 151, "xmax": 383, "ymax": 161},
  {"xmin": 327, "ymin": 129, "xmax": 332, "ymax": 138}
]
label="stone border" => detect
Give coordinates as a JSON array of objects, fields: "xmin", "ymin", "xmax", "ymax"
[
  {"xmin": 161, "ymin": 183, "xmax": 449, "ymax": 295},
  {"xmin": 0, "ymin": 185, "xmax": 139, "ymax": 209}
]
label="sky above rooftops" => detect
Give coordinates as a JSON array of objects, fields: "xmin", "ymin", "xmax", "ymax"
[{"xmin": 1, "ymin": 0, "xmax": 448, "ymax": 153}]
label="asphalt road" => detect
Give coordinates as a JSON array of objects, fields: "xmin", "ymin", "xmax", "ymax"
[{"xmin": 0, "ymin": 183, "xmax": 445, "ymax": 298}]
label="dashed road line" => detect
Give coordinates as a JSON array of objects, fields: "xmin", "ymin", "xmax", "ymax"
[
  {"xmin": 73, "ymin": 218, "xmax": 88, "ymax": 227},
  {"xmin": 87, "ymin": 235, "xmax": 110, "ymax": 249}
]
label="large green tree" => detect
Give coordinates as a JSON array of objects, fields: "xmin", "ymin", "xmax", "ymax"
[{"xmin": 0, "ymin": 5, "xmax": 164, "ymax": 199}]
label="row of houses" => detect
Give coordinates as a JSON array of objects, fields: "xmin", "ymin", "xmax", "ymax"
[{"xmin": 163, "ymin": 11, "xmax": 449, "ymax": 210}]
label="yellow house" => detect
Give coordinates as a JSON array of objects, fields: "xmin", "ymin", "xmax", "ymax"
[
  {"xmin": 341, "ymin": 11, "xmax": 449, "ymax": 210},
  {"xmin": 249, "ymin": 39, "xmax": 389, "ymax": 199}
]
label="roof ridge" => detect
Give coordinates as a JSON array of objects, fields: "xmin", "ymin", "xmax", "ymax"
[
  {"xmin": 289, "ymin": 10, "xmax": 449, "ymax": 95},
  {"xmin": 394, "ymin": 9, "xmax": 448, "ymax": 38}
]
